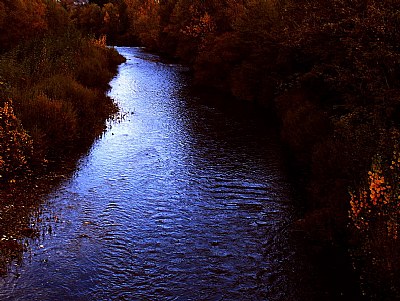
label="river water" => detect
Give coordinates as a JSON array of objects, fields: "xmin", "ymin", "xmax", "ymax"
[{"xmin": 0, "ymin": 47, "xmax": 360, "ymax": 300}]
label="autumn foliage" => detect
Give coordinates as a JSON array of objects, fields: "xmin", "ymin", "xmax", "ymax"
[
  {"xmin": 0, "ymin": 0, "xmax": 125, "ymax": 182},
  {"xmin": 1, "ymin": 0, "xmax": 400, "ymax": 296},
  {"xmin": 115, "ymin": 0, "xmax": 400, "ymax": 296},
  {"xmin": 350, "ymin": 151, "xmax": 400, "ymax": 239},
  {"xmin": 0, "ymin": 100, "xmax": 34, "ymax": 183},
  {"xmin": 0, "ymin": 0, "xmax": 48, "ymax": 50}
]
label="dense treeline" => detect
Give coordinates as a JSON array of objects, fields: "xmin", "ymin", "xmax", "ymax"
[
  {"xmin": 1, "ymin": 0, "xmax": 400, "ymax": 297},
  {"xmin": 98, "ymin": 0, "xmax": 399, "ymax": 297},
  {"xmin": 0, "ymin": 0, "xmax": 125, "ymax": 183}
]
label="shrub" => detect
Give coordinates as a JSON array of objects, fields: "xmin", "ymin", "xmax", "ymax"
[
  {"xmin": 348, "ymin": 130, "xmax": 400, "ymax": 298},
  {"xmin": 0, "ymin": 100, "xmax": 33, "ymax": 183},
  {"xmin": 349, "ymin": 138, "xmax": 400, "ymax": 238},
  {"xmin": 0, "ymin": 29, "xmax": 123, "ymax": 161},
  {"xmin": 18, "ymin": 94, "xmax": 78, "ymax": 154},
  {"xmin": 34, "ymin": 74, "xmax": 100, "ymax": 128}
]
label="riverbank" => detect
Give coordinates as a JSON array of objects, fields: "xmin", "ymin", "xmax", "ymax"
[
  {"xmin": 0, "ymin": 35, "xmax": 125, "ymax": 279},
  {"xmin": 0, "ymin": 31, "xmax": 125, "ymax": 184},
  {"xmin": 0, "ymin": 47, "xmax": 354, "ymax": 300},
  {"xmin": 0, "ymin": 1, "xmax": 127, "ymax": 274},
  {"xmin": 1, "ymin": 0, "xmax": 399, "ymax": 297}
]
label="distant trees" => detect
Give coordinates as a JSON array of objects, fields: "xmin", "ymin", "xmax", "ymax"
[
  {"xmin": 46, "ymin": 0, "xmax": 70, "ymax": 30},
  {"xmin": 69, "ymin": 0, "xmax": 129, "ymax": 43},
  {"xmin": 70, "ymin": 3, "xmax": 103, "ymax": 34},
  {"xmin": 124, "ymin": 0, "xmax": 161, "ymax": 48}
]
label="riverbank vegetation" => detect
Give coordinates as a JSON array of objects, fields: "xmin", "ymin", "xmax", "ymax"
[
  {"xmin": 1, "ymin": 0, "xmax": 400, "ymax": 297},
  {"xmin": 75, "ymin": 0, "xmax": 400, "ymax": 297},
  {"xmin": 0, "ymin": 0, "xmax": 125, "ymax": 184},
  {"xmin": 0, "ymin": 0, "xmax": 125, "ymax": 276}
]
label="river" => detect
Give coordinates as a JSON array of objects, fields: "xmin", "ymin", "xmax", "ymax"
[{"xmin": 0, "ymin": 47, "xmax": 361, "ymax": 300}]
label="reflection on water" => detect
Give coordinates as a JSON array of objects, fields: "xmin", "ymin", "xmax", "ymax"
[{"xmin": 0, "ymin": 47, "xmax": 359, "ymax": 300}]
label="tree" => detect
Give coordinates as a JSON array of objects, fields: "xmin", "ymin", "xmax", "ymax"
[
  {"xmin": 101, "ymin": 2, "xmax": 122, "ymax": 42},
  {"xmin": 45, "ymin": 0, "xmax": 70, "ymax": 31},
  {"xmin": 0, "ymin": 0, "xmax": 48, "ymax": 51},
  {"xmin": 125, "ymin": 0, "xmax": 161, "ymax": 48},
  {"xmin": 71, "ymin": 3, "xmax": 103, "ymax": 35}
]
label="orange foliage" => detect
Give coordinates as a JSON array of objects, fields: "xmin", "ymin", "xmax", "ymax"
[
  {"xmin": 181, "ymin": 5, "xmax": 216, "ymax": 39},
  {"xmin": 129, "ymin": 0, "xmax": 160, "ymax": 48},
  {"xmin": 0, "ymin": 100, "xmax": 34, "ymax": 183},
  {"xmin": 0, "ymin": 0, "xmax": 48, "ymax": 49},
  {"xmin": 92, "ymin": 35, "xmax": 108, "ymax": 48},
  {"xmin": 350, "ymin": 148, "xmax": 400, "ymax": 239}
]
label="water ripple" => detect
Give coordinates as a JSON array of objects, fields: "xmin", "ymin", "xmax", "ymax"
[{"xmin": 0, "ymin": 47, "xmax": 303, "ymax": 301}]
